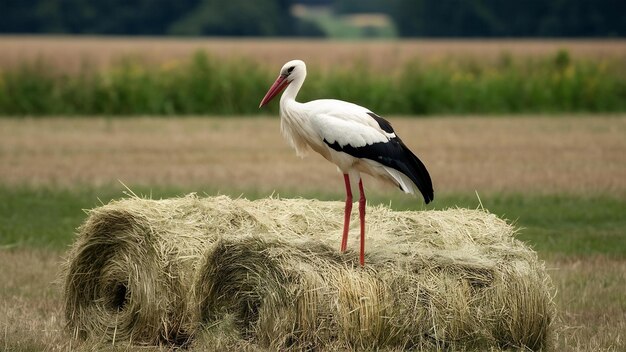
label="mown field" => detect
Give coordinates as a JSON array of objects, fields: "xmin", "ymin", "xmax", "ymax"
[{"xmin": 0, "ymin": 116, "xmax": 625, "ymax": 351}]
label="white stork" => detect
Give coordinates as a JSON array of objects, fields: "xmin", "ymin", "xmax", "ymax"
[{"xmin": 259, "ymin": 60, "xmax": 433, "ymax": 266}]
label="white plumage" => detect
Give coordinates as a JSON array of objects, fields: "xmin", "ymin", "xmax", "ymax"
[{"xmin": 260, "ymin": 59, "xmax": 433, "ymax": 266}]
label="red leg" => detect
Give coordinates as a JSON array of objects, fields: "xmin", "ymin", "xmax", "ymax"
[
  {"xmin": 358, "ymin": 178, "xmax": 366, "ymax": 266},
  {"xmin": 341, "ymin": 174, "xmax": 353, "ymax": 252}
]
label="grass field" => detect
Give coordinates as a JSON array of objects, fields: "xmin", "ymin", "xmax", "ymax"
[{"xmin": 0, "ymin": 116, "xmax": 625, "ymax": 351}]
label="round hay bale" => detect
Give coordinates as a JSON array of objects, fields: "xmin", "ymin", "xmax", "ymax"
[
  {"xmin": 63, "ymin": 194, "xmax": 554, "ymax": 350},
  {"xmin": 196, "ymin": 235, "xmax": 388, "ymax": 350},
  {"xmin": 195, "ymin": 200, "xmax": 555, "ymax": 351},
  {"xmin": 63, "ymin": 194, "xmax": 265, "ymax": 345}
]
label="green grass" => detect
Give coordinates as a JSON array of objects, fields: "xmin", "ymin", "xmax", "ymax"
[
  {"xmin": 0, "ymin": 50, "xmax": 624, "ymax": 115},
  {"xmin": 1, "ymin": 186, "xmax": 624, "ymax": 258}
]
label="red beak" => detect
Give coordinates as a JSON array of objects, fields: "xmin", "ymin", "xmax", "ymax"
[{"xmin": 259, "ymin": 74, "xmax": 290, "ymax": 108}]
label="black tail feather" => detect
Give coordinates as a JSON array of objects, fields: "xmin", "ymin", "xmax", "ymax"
[{"xmin": 399, "ymin": 141, "xmax": 434, "ymax": 204}]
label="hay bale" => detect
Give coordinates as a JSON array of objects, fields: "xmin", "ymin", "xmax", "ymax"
[
  {"xmin": 63, "ymin": 195, "xmax": 218, "ymax": 345},
  {"xmin": 64, "ymin": 194, "xmax": 554, "ymax": 350},
  {"xmin": 63, "ymin": 194, "xmax": 329, "ymax": 345},
  {"xmin": 195, "ymin": 209, "xmax": 554, "ymax": 351}
]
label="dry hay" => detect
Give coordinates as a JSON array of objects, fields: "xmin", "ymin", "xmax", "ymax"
[
  {"xmin": 63, "ymin": 195, "xmax": 221, "ymax": 346},
  {"xmin": 63, "ymin": 194, "xmax": 554, "ymax": 350}
]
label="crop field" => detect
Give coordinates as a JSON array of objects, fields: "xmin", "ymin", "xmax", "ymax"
[
  {"xmin": 0, "ymin": 37, "xmax": 625, "ymax": 351},
  {"xmin": 2, "ymin": 36, "xmax": 626, "ymax": 72}
]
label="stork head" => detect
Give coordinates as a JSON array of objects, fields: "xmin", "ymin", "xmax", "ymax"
[{"xmin": 259, "ymin": 60, "xmax": 306, "ymax": 108}]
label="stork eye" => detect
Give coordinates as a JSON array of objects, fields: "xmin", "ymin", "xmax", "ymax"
[{"xmin": 287, "ymin": 66, "xmax": 295, "ymax": 74}]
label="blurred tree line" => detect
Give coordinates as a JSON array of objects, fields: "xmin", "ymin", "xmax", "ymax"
[
  {"xmin": 0, "ymin": 0, "xmax": 623, "ymax": 37},
  {"xmin": 385, "ymin": 0, "xmax": 626, "ymax": 37},
  {"xmin": 0, "ymin": 0, "xmax": 295, "ymax": 36}
]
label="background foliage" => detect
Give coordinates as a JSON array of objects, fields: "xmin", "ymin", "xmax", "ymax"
[{"xmin": 0, "ymin": 0, "xmax": 624, "ymax": 37}]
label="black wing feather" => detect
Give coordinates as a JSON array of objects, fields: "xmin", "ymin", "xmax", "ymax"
[{"xmin": 367, "ymin": 112, "xmax": 394, "ymax": 134}]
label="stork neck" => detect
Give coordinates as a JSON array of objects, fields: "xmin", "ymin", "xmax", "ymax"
[{"xmin": 280, "ymin": 73, "xmax": 305, "ymax": 106}]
